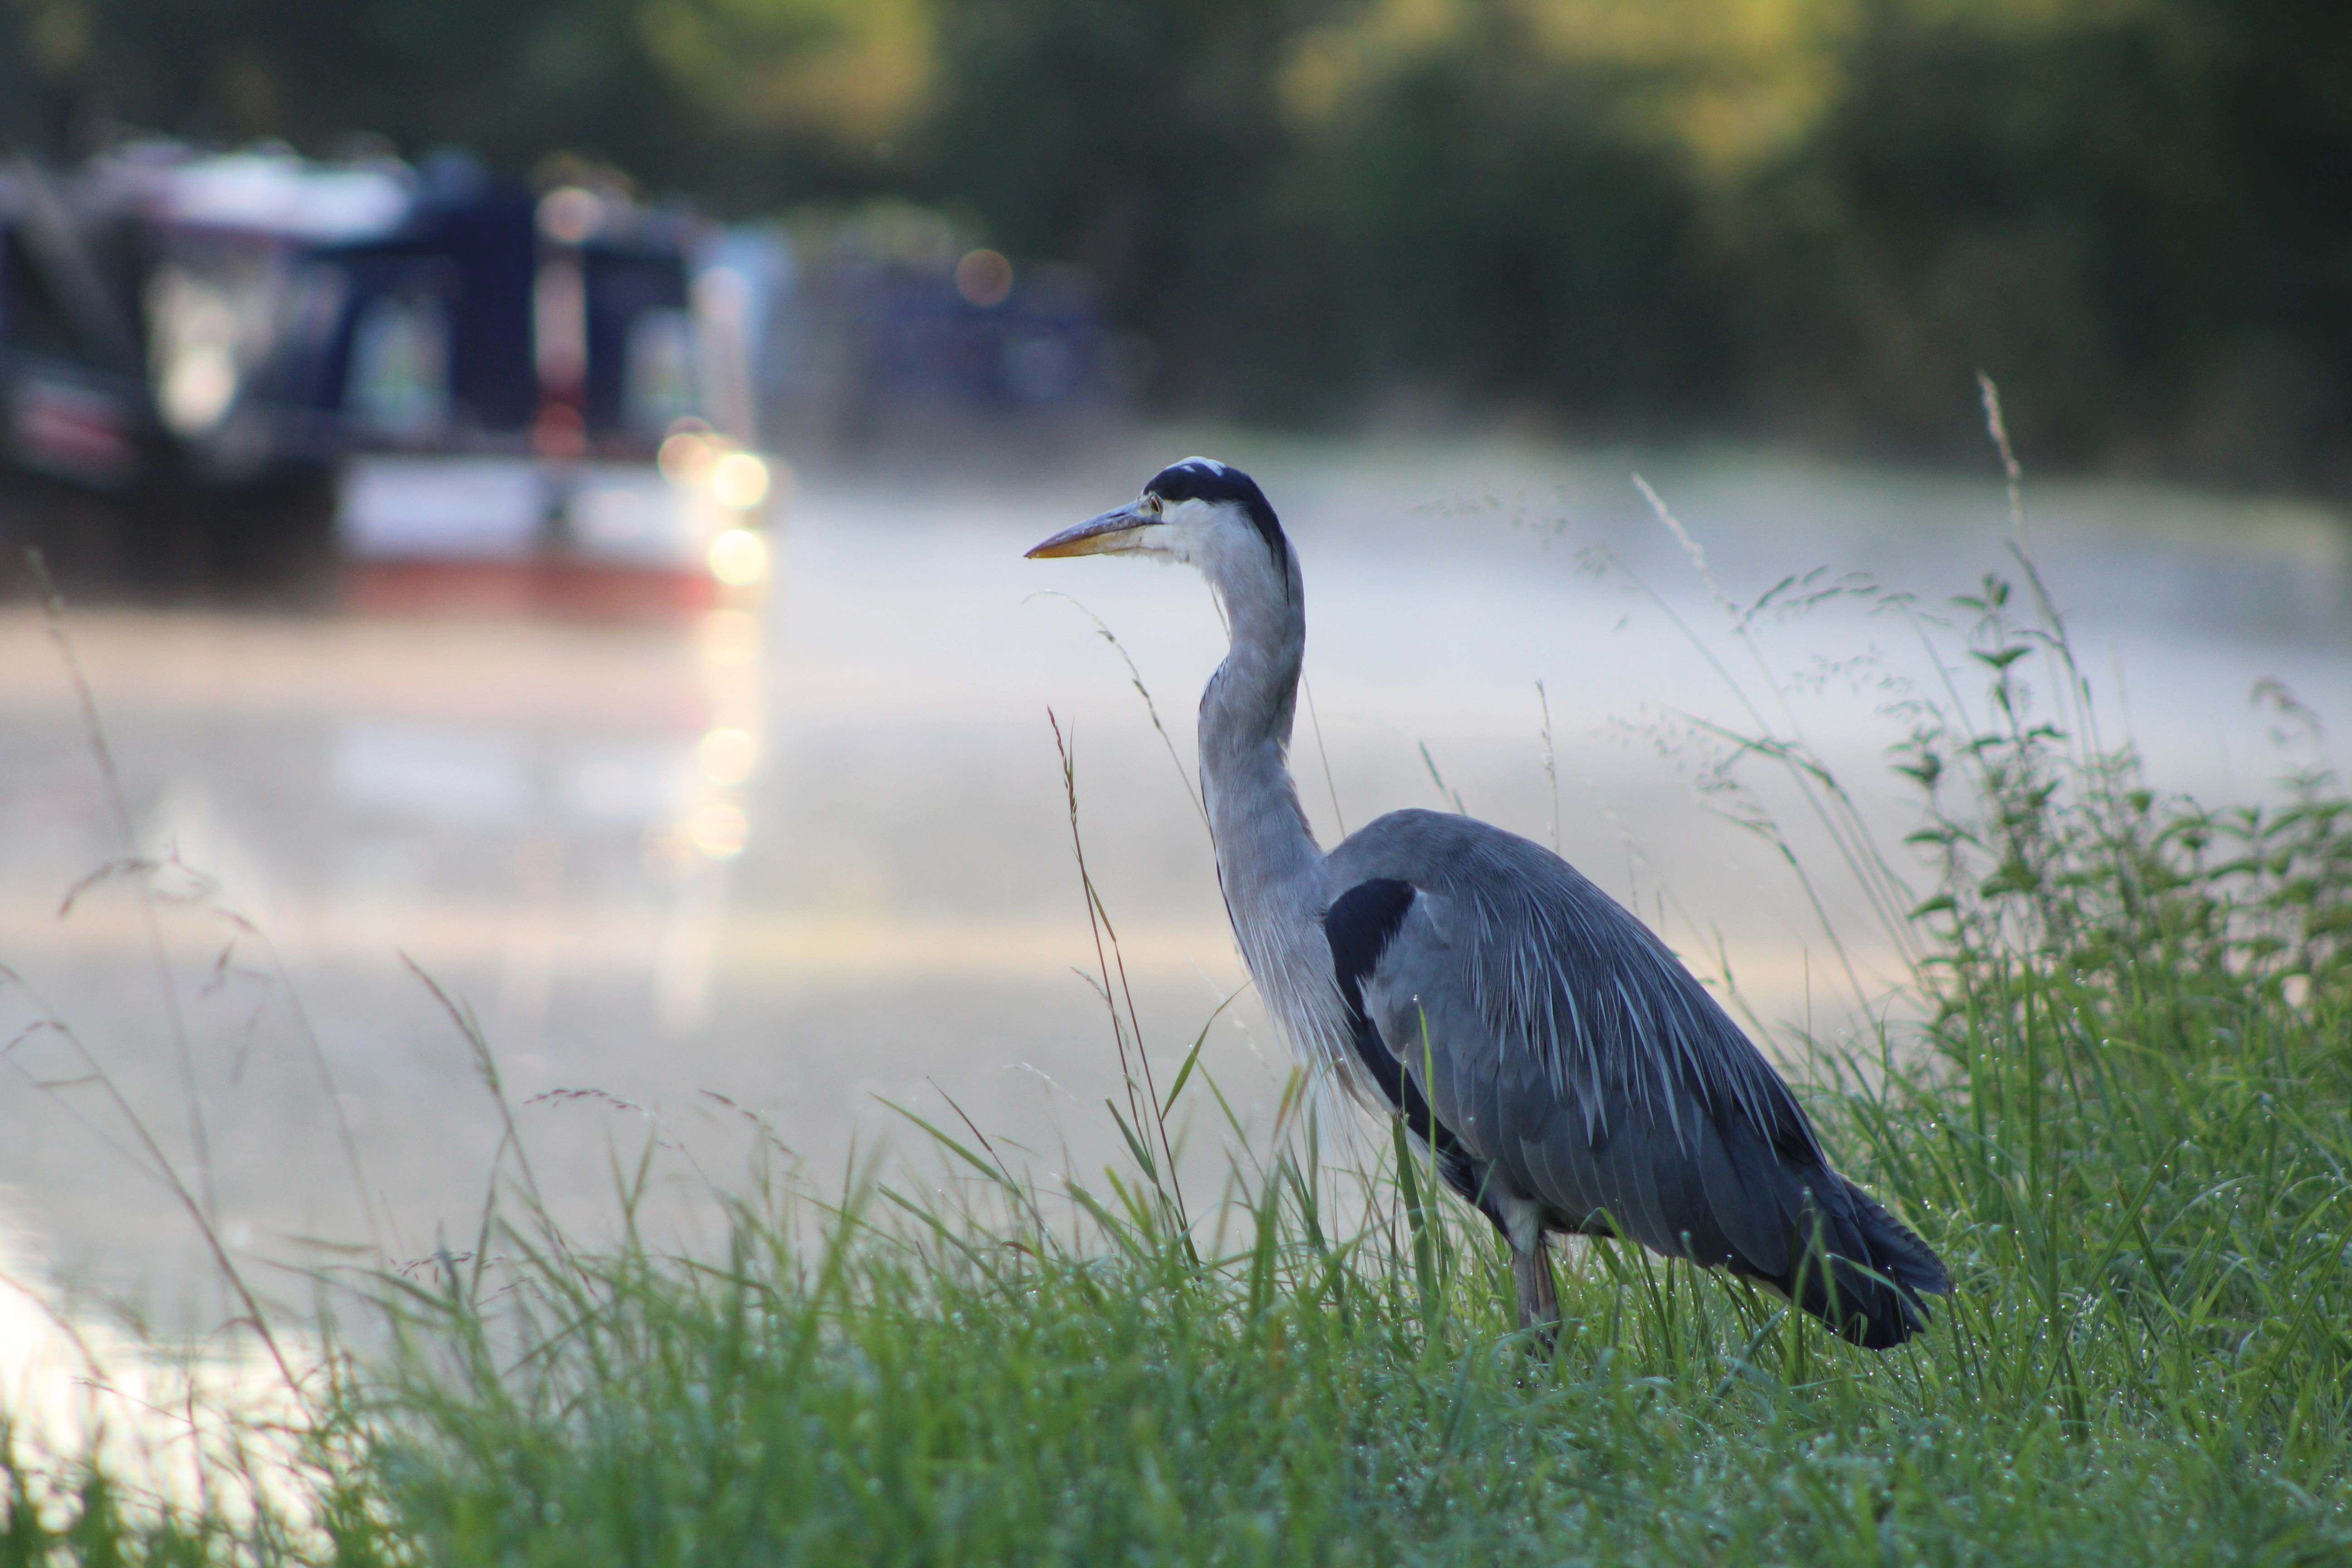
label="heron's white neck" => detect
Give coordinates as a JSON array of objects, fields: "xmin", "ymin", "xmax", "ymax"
[
  {"xmin": 1197, "ymin": 534, "xmax": 1316, "ymax": 869},
  {"xmin": 1196, "ymin": 536, "xmax": 1338, "ymax": 1067}
]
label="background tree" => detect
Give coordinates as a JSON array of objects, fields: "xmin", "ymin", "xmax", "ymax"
[{"xmin": 4, "ymin": 0, "xmax": 2347, "ymax": 490}]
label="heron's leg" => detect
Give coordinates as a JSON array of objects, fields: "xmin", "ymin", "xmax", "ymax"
[{"xmin": 1512, "ymin": 1238, "xmax": 1559, "ymax": 1352}]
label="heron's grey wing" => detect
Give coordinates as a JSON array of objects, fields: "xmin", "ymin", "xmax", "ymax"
[
  {"xmin": 1328, "ymin": 808, "xmax": 1948, "ymax": 1348},
  {"xmin": 1349, "ymin": 881, "xmax": 1773, "ymax": 1269}
]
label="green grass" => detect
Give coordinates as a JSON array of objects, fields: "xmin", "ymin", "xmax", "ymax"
[{"xmin": 7, "ymin": 558, "xmax": 2352, "ymax": 1564}]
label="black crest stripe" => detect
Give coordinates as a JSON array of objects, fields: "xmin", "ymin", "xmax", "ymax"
[{"xmin": 1145, "ymin": 459, "xmax": 1287, "ymax": 578}]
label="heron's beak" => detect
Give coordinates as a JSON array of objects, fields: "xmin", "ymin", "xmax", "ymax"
[{"xmin": 1025, "ymin": 504, "xmax": 1155, "ymax": 559}]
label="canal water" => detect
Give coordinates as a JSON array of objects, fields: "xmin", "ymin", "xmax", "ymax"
[{"xmin": 0, "ymin": 432, "xmax": 2345, "ymax": 1362}]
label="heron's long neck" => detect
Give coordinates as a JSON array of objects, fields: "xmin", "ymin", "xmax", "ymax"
[{"xmin": 1199, "ymin": 547, "xmax": 1321, "ymax": 927}]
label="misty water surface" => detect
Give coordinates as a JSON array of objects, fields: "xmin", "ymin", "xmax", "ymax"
[{"xmin": 0, "ymin": 433, "xmax": 2346, "ymax": 1337}]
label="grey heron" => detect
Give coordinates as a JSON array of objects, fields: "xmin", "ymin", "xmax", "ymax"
[{"xmin": 1028, "ymin": 457, "xmax": 1949, "ymax": 1348}]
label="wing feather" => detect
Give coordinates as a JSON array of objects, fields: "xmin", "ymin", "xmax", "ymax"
[
  {"xmin": 1651, "ymin": 1120, "xmax": 1733, "ymax": 1264},
  {"xmin": 1590, "ymin": 1119, "xmax": 1672, "ymax": 1255},
  {"xmin": 1328, "ymin": 808, "xmax": 1946, "ymax": 1346},
  {"xmin": 1329, "ymin": 808, "xmax": 1813, "ymax": 1156},
  {"xmin": 1697, "ymin": 1114, "xmax": 1792, "ymax": 1275}
]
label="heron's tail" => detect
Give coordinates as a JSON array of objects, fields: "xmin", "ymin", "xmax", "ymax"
[{"xmin": 1782, "ymin": 1175, "xmax": 1950, "ymax": 1350}]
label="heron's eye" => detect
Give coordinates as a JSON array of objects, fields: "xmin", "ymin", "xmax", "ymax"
[{"xmin": 1145, "ymin": 495, "xmax": 1164, "ymax": 515}]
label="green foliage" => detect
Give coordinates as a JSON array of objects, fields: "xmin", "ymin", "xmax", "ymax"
[
  {"xmin": 1756, "ymin": 0, "xmax": 2352, "ymax": 477},
  {"xmin": 921, "ymin": 0, "xmax": 1320, "ymax": 410},
  {"xmin": 5, "ymin": 0, "xmax": 2348, "ymax": 475},
  {"xmin": 0, "ymin": 1439, "xmax": 250, "ymax": 1567},
  {"xmin": 5, "ymin": 506, "xmax": 2350, "ymax": 1558},
  {"xmin": 923, "ymin": 0, "xmax": 2352, "ymax": 473},
  {"xmin": 1900, "ymin": 572, "xmax": 2352, "ymax": 1014},
  {"xmin": 325, "ymin": 962, "xmax": 2352, "ymax": 1564},
  {"xmin": 294, "ymin": 599, "xmax": 2352, "ymax": 1562},
  {"xmin": 0, "ymin": 0, "xmax": 904, "ymax": 209},
  {"xmin": 1270, "ymin": 18, "xmax": 1735, "ymax": 420}
]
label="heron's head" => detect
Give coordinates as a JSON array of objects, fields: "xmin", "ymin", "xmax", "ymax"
[{"xmin": 1026, "ymin": 457, "xmax": 1287, "ymax": 583}]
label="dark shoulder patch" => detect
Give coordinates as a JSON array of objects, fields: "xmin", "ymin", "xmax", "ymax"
[
  {"xmin": 1324, "ymin": 877, "xmax": 1499, "ymax": 1228},
  {"xmin": 1325, "ymin": 877, "xmax": 1416, "ymax": 1011},
  {"xmin": 1146, "ymin": 458, "xmax": 1286, "ymax": 576}
]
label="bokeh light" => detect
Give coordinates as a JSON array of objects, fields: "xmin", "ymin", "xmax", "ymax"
[
  {"xmin": 710, "ymin": 451, "xmax": 771, "ymax": 510},
  {"xmin": 954, "ymin": 248, "xmax": 1014, "ymax": 308},
  {"xmin": 707, "ymin": 528, "xmax": 769, "ymax": 586},
  {"xmin": 688, "ymin": 801, "xmax": 750, "ymax": 860},
  {"xmin": 535, "ymin": 186, "xmax": 603, "ymax": 245},
  {"xmin": 697, "ymin": 726, "xmax": 758, "ymax": 786},
  {"xmin": 659, "ymin": 430, "xmax": 717, "ymax": 488}
]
